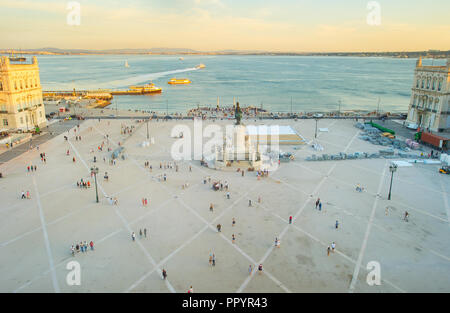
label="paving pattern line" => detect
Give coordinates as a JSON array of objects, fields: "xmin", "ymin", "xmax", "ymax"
[
  {"xmin": 32, "ymin": 176, "xmax": 60, "ymax": 293},
  {"xmin": 348, "ymin": 161, "xmax": 387, "ymax": 293}
]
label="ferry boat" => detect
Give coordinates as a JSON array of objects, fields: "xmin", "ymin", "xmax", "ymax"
[
  {"xmin": 111, "ymin": 82, "xmax": 162, "ymax": 95},
  {"xmin": 168, "ymin": 78, "xmax": 191, "ymax": 85},
  {"xmin": 195, "ymin": 63, "xmax": 206, "ymax": 69},
  {"xmin": 124, "ymin": 60, "xmax": 130, "ymax": 68}
]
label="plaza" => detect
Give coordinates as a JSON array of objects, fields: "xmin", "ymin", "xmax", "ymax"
[{"xmin": 0, "ymin": 117, "xmax": 449, "ymax": 293}]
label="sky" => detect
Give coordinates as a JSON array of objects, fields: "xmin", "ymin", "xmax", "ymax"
[{"xmin": 0, "ymin": 0, "xmax": 449, "ymax": 52}]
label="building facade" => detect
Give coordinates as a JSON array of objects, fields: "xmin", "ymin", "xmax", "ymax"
[
  {"xmin": 0, "ymin": 56, "xmax": 46, "ymax": 131},
  {"xmin": 406, "ymin": 57, "xmax": 450, "ymax": 132}
]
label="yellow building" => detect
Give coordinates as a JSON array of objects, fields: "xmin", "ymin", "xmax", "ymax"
[{"xmin": 0, "ymin": 56, "xmax": 47, "ymax": 131}]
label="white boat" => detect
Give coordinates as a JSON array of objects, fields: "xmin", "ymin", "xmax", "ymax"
[
  {"xmin": 179, "ymin": 57, "xmax": 184, "ymax": 61},
  {"xmin": 125, "ymin": 60, "xmax": 130, "ymax": 68}
]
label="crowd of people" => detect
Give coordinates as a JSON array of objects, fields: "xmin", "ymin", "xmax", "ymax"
[
  {"xmin": 76, "ymin": 178, "xmax": 91, "ymax": 189},
  {"xmin": 71, "ymin": 240, "xmax": 94, "ymax": 255}
]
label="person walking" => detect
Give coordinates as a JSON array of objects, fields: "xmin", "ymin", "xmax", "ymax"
[
  {"xmin": 209, "ymin": 253, "xmax": 213, "ymax": 265},
  {"xmin": 232, "ymin": 218, "xmax": 236, "ymax": 227},
  {"xmin": 232, "ymin": 234, "xmax": 236, "ymax": 243},
  {"xmin": 84, "ymin": 241, "xmax": 88, "ymax": 252},
  {"xmin": 210, "ymin": 203, "xmax": 214, "ymax": 212},
  {"xmin": 217, "ymin": 224, "xmax": 221, "ymax": 232},
  {"xmin": 404, "ymin": 211, "xmax": 409, "ymax": 222},
  {"xmin": 248, "ymin": 265, "xmax": 253, "ymax": 275},
  {"xmin": 132, "ymin": 232, "xmax": 136, "ymax": 241},
  {"xmin": 289, "ymin": 216, "xmax": 293, "ymax": 224},
  {"xmin": 258, "ymin": 264, "xmax": 263, "ymax": 275},
  {"xmin": 21, "ymin": 191, "xmax": 26, "ymax": 199},
  {"xmin": 335, "ymin": 220, "xmax": 339, "ymax": 229},
  {"xmin": 90, "ymin": 241, "xmax": 94, "ymax": 251},
  {"xmin": 315, "ymin": 198, "xmax": 320, "ymax": 209},
  {"xmin": 327, "ymin": 246, "xmax": 331, "ymax": 256},
  {"xmin": 76, "ymin": 243, "xmax": 80, "ymax": 253},
  {"xmin": 26, "ymin": 191, "xmax": 30, "ymax": 199},
  {"xmin": 139, "ymin": 229, "xmax": 143, "ymax": 238},
  {"xmin": 212, "ymin": 254, "xmax": 216, "ymax": 266},
  {"xmin": 187, "ymin": 286, "xmax": 194, "ymax": 293},
  {"xmin": 162, "ymin": 269, "xmax": 167, "ymax": 280},
  {"xmin": 331, "ymin": 242, "xmax": 336, "ymax": 252},
  {"xmin": 71, "ymin": 245, "xmax": 75, "ymax": 256},
  {"xmin": 248, "ymin": 199, "xmax": 252, "ymax": 207},
  {"xmin": 144, "ymin": 228, "xmax": 147, "ymax": 238},
  {"xmin": 319, "ymin": 201, "xmax": 322, "ymax": 211}
]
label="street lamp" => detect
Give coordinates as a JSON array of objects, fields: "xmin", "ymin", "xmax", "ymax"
[
  {"xmin": 315, "ymin": 118, "xmax": 319, "ymax": 138},
  {"xmin": 146, "ymin": 116, "xmax": 149, "ymax": 139},
  {"xmin": 387, "ymin": 163, "xmax": 398, "ymax": 200},
  {"xmin": 338, "ymin": 100, "xmax": 341, "ymax": 117},
  {"xmin": 90, "ymin": 167, "xmax": 99, "ymax": 203}
]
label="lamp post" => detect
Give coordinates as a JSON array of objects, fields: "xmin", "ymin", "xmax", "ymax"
[
  {"xmin": 387, "ymin": 163, "xmax": 398, "ymax": 200},
  {"xmin": 90, "ymin": 167, "xmax": 99, "ymax": 203},
  {"xmin": 315, "ymin": 118, "xmax": 319, "ymax": 139},
  {"xmin": 146, "ymin": 116, "xmax": 149, "ymax": 139},
  {"xmin": 338, "ymin": 100, "xmax": 341, "ymax": 117}
]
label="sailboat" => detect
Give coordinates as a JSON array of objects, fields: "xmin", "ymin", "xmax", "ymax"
[{"xmin": 125, "ymin": 60, "xmax": 130, "ymax": 68}]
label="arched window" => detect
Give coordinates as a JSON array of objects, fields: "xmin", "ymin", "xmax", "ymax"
[
  {"xmin": 20, "ymin": 80, "xmax": 23, "ymax": 89},
  {"xmin": 435, "ymin": 99, "xmax": 440, "ymax": 112},
  {"xmin": 416, "ymin": 78, "xmax": 420, "ymax": 88},
  {"xmin": 427, "ymin": 77, "xmax": 430, "ymax": 89},
  {"xmin": 14, "ymin": 81, "xmax": 17, "ymax": 90},
  {"xmin": 438, "ymin": 79, "xmax": 442, "ymax": 91},
  {"xmin": 421, "ymin": 79, "xmax": 425, "ymax": 88},
  {"xmin": 432, "ymin": 78, "xmax": 436, "ymax": 90}
]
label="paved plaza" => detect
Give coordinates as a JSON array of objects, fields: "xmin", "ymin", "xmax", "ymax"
[{"xmin": 0, "ymin": 117, "xmax": 449, "ymax": 293}]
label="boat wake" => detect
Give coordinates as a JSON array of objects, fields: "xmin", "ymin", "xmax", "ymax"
[{"xmin": 107, "ymin": 67, "xmax": 198, "ymax": 89}]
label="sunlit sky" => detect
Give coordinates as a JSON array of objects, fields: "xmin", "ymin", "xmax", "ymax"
[{"xmin": 1, "ymin": 0, "xmax": 449, "ymax": 52}]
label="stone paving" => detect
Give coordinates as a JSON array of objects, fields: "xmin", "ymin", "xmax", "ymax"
[{"xmin": 0, "ymin": 117, "xmax": 449, "ymax": 293}]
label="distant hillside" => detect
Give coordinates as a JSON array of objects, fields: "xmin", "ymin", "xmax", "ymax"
[{"xmin": 0, "ymin": 48, "xmax": 449, "ymax": 58}]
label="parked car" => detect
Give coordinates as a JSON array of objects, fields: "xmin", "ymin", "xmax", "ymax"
[{"xmin": 406, "ymin": 123, "xmax": 418, "ymax": 130}]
